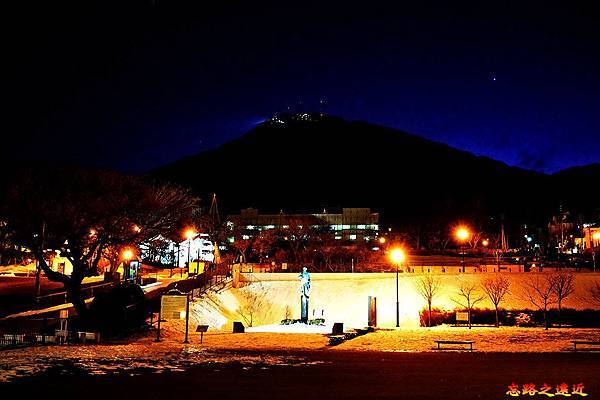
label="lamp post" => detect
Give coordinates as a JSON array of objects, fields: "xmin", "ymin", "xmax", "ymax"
[
  {"xmin": 592, "ymin": 231, "xmax": 600, "ymax": 272},
  {"xmin": 481, "ymin": 239, "xmax": 489, "ymax": 266},
  {"xmin": 185, "ymin": 228, "xmax": 196, "ymax": 277},
  {"xmin": 455, "ymin": 227, "xmax": 471, "ymax": 273},
  {"xmin": 390, "ymin": 248, "xmax": 405, "ymax": 328},
  {"xmin": 122, "ymin": 248, "xmax": 133, "ymax": 281}
]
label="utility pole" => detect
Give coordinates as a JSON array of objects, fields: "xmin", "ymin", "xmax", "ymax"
[{"xmin": 183, "ymin": 291, "xmax": 190, "ymax": 344}]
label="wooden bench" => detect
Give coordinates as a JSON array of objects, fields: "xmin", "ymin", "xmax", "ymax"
[
  {"xmin": 434, "ymin": 340, "xmax": 474, "ymax": 351},
  {"xmin": 572, "ymin": 341, "xmax": 600, "ymax": 352},
  {"xmin": 78, "ymin": 331, "xmax": 101, "ymax": 344}
]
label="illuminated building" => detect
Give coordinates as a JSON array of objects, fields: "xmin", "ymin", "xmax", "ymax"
[{"xmin": 226, "ymin": 207, "xmax": 379, "ymax": 241}]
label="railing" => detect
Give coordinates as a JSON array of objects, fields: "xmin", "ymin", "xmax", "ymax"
[
  {"xmin": 0, "ymin": 331, "xmax": 60, "ymax": 349},
  {"xmin": 33, "ymin": 281, "xmax": 117, "ymax": 310}
]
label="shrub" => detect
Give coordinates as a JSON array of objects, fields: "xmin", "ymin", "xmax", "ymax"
[{"xmin": 419, "ymin": 308, "xmax": 600, "ymax": 328}]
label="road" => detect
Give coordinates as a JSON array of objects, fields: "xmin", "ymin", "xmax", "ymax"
[{"xmin": 3, "ymin": 350, "xmax": 600, "ymax": 399}]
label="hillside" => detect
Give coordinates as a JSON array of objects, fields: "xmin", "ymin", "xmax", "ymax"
[{"xmin": 152, "ymin": 114, "xmax": 593, "ymax": 225}]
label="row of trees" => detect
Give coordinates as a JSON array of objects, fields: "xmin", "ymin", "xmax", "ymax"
[
  {"xmin": 226, "ymin": 224, "xmax": 378, "ymax": 271},
  {"xmin": 0, "ymin": 167, "xmax": 200, "ymax": 318},
  {"xmin": 416, "ymin": 272, "xmax": 593, "ymax": 329}
]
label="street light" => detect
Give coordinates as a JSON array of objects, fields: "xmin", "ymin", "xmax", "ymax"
[
  {"xmin": 390, "ymin": 248, "xmax": 405, "ymax": 328},
  {"xmin": 592, "ymin": 231, "xmax": 600, "ymax": 272},
  {"xmin": 455, "ymin": 227, "xmax": 471, "ymax": 272},
  {"xmin": 122, "ymin": 249, "xmax": 134, "ymax": 281},
  {"xmin": 184, "ymin": 228, "xmax": 196, "ymax": 277}
]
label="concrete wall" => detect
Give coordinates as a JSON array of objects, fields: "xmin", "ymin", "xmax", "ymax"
[{"xmin": 194, "ymin": 272, "xmax": 600, "ymax": 331}]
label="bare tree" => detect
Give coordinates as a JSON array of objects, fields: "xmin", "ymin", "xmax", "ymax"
[
  {"xmin": 453, "ymin": 281, "xmax": 486, "ymax": 329},
  {"xmin": 3, "ymin": 167, "xmax": 198, "ymax": 318},
  {"xmin": 415, "ymin": 274, "xmax": 441, "ymax": 327},
  {"xmin": 549, "ymin": 272, "xmax": 575, "ymax": 327},
  {"xmin": 523, "ymin": 275, "xmax": 557, "ymax": 330},
  {"xmin": 228, "ymin": 225, "xmax": 253, "ymax": 264},
  {"xmin": 482, "ymin": 275, "xmax": 510, "ymax": 327},
  {"xmin": 252, "ymin": 230, "xmax": 278, "ymax": 263},
  {"xmin": 236, "ymin": 282, "xmax": 267, "ymax": 327}
]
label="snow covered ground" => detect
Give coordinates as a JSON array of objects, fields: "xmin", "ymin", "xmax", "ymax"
[
  {"xmin": 2, "ymin": 320, "xmax": 600, "ymax": 383},
  {"xmin": 247, "ymin": 322, "xmax": 331, "ymax": 334}
]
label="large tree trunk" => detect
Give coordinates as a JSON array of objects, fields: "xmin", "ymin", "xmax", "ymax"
[
  {"xmin": 495, "ymin": 307, "xmax": 499, "ymax": 328},
  {"xmin": 557, "ymin": 299, "xmax": 562, "ymax": 327},
  {"xmin": 428, "ymin": 303, "xmax": 432, "ymax": 327},
  {"xmin": 468, "ymin": 308, "xmax": 472, "ymax": 329},
  {"xmin": 68, "ymin": 280, "xmax": 88, "ymax": 319}
]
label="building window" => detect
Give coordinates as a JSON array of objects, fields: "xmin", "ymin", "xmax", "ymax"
[
  {"xmin": 342, "ymin": 224, "xmax": 350, "ymax": 230},
  {"xmin": 357, "ymin": 224, "xmax": 366, "ymax": 229},
  {"xmin": 349, "ymin": 234, "xmax": 357, "ymax": 240}
]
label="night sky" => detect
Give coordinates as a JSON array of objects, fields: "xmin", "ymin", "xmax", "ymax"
[{"xmin": 4, "ymin": 1, "xmax": 600, "ymax": 173}]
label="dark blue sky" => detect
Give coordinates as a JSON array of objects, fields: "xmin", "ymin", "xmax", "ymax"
[{"xmin": 4, "ymin": 1, "xmax": 600, "ymax": 173}]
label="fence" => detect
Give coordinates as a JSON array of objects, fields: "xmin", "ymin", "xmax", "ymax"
[{"xmin": 0, "ymin": 333, "xmax": 59, "ymax": 348}]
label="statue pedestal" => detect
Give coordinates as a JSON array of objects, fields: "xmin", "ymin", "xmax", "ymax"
[{"xmin": 301, "ymin": 295, "xmax": 309, "ymax": 323}]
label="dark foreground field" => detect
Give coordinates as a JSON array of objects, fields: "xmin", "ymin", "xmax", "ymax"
[{"xmin": 3, "ymin": 350, "xmax": 600, "ymax": 399}]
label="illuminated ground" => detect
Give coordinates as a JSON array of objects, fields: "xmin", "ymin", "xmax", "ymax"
[{"xmin": 3, "ymin": 321, "xmax": 600, "ymax": 385}]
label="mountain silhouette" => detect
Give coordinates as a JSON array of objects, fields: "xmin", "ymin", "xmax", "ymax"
[{"xmin": 152, "ymin": 113, "xmax": 597, "ymax": 226}]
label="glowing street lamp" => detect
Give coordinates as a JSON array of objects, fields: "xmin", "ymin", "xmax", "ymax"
[
  {"xmin": 183, "ymin": 228, "xmax": 196, "ymax": 277},
  {"xmin": 592, "ymin": 231, "xmax": 600, "ymax": 272},
  {"xmin": 389, "ymin": 248, "xmax": 406, "ymax": 328},
  {"xmin": 122, "ymin": 249, "xmax": 134, "ymax": 261},
  {"xmin": 122, "ymin": 248, "xmax": 134, "ymax": 281},
  {"xmin": 378, "ymin": 237, "xmax": 386, "ymax": 244},
  {"xmin": 185, "ymin": 229, "xmax": 196, "ymax": 240},
  {"xmin": 455, "ymin": 227, "xmax": 470, "ymax": 242},
  {"xmin": 455, "ymin": 227, "xmax": 471, "ymax": 272}
]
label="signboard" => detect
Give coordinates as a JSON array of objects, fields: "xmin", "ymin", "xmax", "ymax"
[
  {"xmin": 456, "ymin": 312, "xmax": 469, "ymax": 322},
  {"xmin": 188, "ymin": 261, "xmax": 205, "ymax": 275},
  {"xmin": 161, "ymin": 295, "xmax": 188, "ymax": 320}
]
